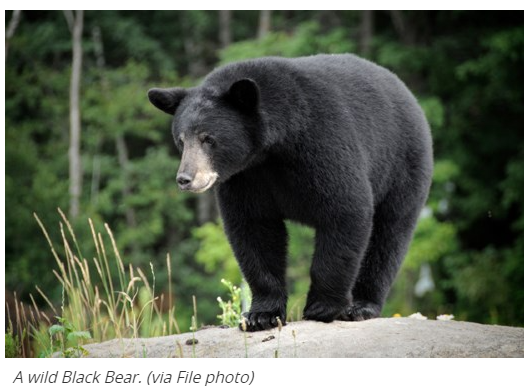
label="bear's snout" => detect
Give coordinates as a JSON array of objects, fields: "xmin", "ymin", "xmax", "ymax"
[
  {"xmin": 176, "ymin": 172, "xmax": 193, "ymax": 190},
  {"xmin": 175, "ymin": 168, "xmax": 218, "ymax": 193}
]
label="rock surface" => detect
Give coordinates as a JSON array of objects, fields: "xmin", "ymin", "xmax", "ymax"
[{"xmin": 79, "ymin": 318, "xmax": 524, "ymax": 358}]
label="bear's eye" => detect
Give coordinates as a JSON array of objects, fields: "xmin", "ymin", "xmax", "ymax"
[
  {"xmin": 176, "ymin": 136, "xmax": 184, "ymax": 149},
  {"xmin": 199, "ymin": 134, "xmax": 215, "ymax": 146}
]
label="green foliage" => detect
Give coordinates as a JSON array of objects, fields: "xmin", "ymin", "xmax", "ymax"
[
  {"xmin": 220, "ymin": 21, "xmax": 355, "ymax": 64},
  {"xmin": 432, "ymin": 159, "xmax": 460, "ymax": 185},
  {"xmin": 501, "ymin": 150, "xmax": 524, "ymax": 232},
  {"xmin": 193, "ymin": 222, "xmax": 240, "ymax": 282},
  {"xmin": 48, "ymin": 316, "xmax": 92, "ymax": 358},
  {"xmin": 216, "ymin": 279, "xmax": 244, "ymax": 327},
  {"xmin": 286, "ymin": 223, "xmax": 315, "ymax": 320},
  {"xmin": 419, "ymin": 97, "xmax": 445, "ymax": 130},
  {"xmin": 5, "ymin": 333, "xmax": 18, "ymax": 358},
  {"xmin": 384, "ymin": 208, "xmax": 459, "ymax": 319},
  {"xmin": 375, "ymin": 40, "xmax": 431, "ymax": 80},
  {"xmin": 403, "ymin": 214, "xmax": 458, "ymax": 271}
]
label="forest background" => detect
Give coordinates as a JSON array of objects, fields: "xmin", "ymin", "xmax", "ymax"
[{"xmin": 5, "ymin": 10, "xmax": 524, "ymax": 356}]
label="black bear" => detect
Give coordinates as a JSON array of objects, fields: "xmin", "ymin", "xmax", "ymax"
[{"xmin": 148, "ymin": 54, "xmax": 433, "ymax": 332}]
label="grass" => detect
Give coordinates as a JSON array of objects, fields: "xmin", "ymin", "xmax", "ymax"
[
  {"xmin": 274, "ymin": 317, "xmax": 283, "ymax": 358},
  {"xmin": 7, "ymin": 208, "xmax": 181, "ymax": 357},
  {"xmin": 240, "ymin": 316, "xmax": 249, "ymax": 358}
]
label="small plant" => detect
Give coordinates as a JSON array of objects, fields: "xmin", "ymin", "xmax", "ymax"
[
  {"xmin": 5, "ymin": 332, "xmax": 18, "ymax": 358},
  {"xmin": 240, "ymin": 316, "xmax": 248, "ymax": 358},
  {"xmin": 217, "ymin": 279, "xmax": 243, "ymax": 327},
  {"xmin": 292, "ymin": 329, "xmax": 297, "ymax": 358},
  {"xmin": 48, "ymin": 316, "xmax": 92, "ymax": 358},
  {"xmin": 175, "ymin": 340, "xmax": 184, "ymax": 358},
  {"xmin": 190, "ymin": 295, "xmax": 198, "ymax": 358},
  {"xmin": 274, "ymin": 317, "xmax": 283, "ymax": 358}
]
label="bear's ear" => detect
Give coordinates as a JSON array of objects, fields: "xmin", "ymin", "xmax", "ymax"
[
  {"xmin": 147, "ymin": 87, "xmax": 187, "ymax": 115},
  {"xmin": 225, "ymin": 78, "xmax": 260, "ymax": 113}
]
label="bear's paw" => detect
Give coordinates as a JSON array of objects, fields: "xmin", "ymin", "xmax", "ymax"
[
  {"xmin": 339, "ymin": 301, "xmax": 381, "ymax": 321},
  {"xmin": 239, "ymin": 311, "xmax": 286, "ymax": 332}
]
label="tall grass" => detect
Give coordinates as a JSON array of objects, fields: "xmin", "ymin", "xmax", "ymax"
[{"xmin": 6, "ymin": 209, "xmax": 180, "ymax": 357}]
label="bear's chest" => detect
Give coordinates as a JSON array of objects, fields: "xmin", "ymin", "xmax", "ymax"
[{"xmin": 261, "ymin": 164, "xmax": 324, "ymax": 226}]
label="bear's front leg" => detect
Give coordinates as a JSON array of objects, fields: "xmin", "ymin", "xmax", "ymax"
[
  {"xmin": 303, "ymin": 217, "xmax": 372, "ymax": 323},
  {"xmin": 226, "ymin": 217, "xmax": 288, "ymax": 331},
  {"xmin": 218, "ymin": 182, "xmax": 288, "ymax": 332}
]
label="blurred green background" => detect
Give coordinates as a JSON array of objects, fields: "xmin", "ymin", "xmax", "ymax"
[{"xmin": 5, "ymin": 10, "xmax": 524, "ymax": 331}]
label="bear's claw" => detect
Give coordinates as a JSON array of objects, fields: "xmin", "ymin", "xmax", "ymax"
[
  {"xmin": 338, "ymin": 301, "xmax": 381, "ymax": 321},
  {"xmin": 239, "ymin": 311, "xmax": 286, "ymax": 332}
]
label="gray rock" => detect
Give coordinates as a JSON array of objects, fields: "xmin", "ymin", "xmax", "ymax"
[{"xmin": 78, "ymin": 318, "xmax": 524, "ymax": 358}]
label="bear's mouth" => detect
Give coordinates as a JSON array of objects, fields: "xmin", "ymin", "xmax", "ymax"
[{"xmin": 187, "ymin": 172, "xmax": 219, "ymax": 193}]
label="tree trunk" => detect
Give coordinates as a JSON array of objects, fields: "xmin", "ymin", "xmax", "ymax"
[
  {"xmin": 258, "ymin": 10, "xmax": 271, "ymax": 39},
  {"xmin": 5, "ymin": 10, "xmax": 22, "ymax": 60},
  {"xmin": 115, "ymin": 134, "xmax": 138, "ymax": 229},
  {"xmin": 65, "ymin": 10, "xmax": 84, "ymax": 220},
  {"xmin": 390, "ymin": 10, "xmax": 416, "ymax": 46},
  {"xmin": 92, "ymin": 25, "xmax": 105, "ymax": 69},
  {"xmin": 182, "ymin": 12, "xmax": 207, "ymax": 78},
  {"xmin": 219, "ymin": 10, "xmax": 232, "ymax": 48},
  {"xmin": 389, "ymin": 11, "xmax": 423, "ymax": 90},
  {"xmin": 359, "ymin": 10, "xmax": 374, "ymax": 56},
  {"xmin": 89, "ymin": 25, "xmax": 104, "ymax": 207}
]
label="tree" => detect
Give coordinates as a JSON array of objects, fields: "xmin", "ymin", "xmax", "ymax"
[
  {"xmin": 5, "ymin": 10, "xmax": 22, "ymax": 60},
  {"xmin": 257, "ymin": 10, "xmax": 271, "ymax": 39},
  {"xmin": 219, "ymin": 10, "xmax": 232, "ymax": 48},
  {"xmin": 359, "ymin": 11, "xmax": 373, "ymax": 56},
  {"xmin": 389, "ymin": 10, "xmax": 416, "ymax": 46},
  {"xmin": 64, "ymin": 10, "xmax": 84, "ymax": 219}
]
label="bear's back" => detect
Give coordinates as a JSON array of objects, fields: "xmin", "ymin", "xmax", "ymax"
[
  {"xmin": 291, "ymin": 54, "xmax": 391, "ymax": 82},
  {"xmin": 208, "ymin": 54, "xmax": 404, "ymax": 94}
]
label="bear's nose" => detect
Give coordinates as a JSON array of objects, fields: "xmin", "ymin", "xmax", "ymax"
[{"xmin": 176, "ymin": 173, "xmax": 193, "ymax": 189}]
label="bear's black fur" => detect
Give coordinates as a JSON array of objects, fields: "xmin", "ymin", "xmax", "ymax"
[{"xmin": 148, "ymin": 54, "xmax": 433, "ymax": 331}]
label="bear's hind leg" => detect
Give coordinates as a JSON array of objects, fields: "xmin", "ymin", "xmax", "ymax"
[
  {"xmin": 303, "ymin": 215, "xmax": 373, "ymax": 323},
  {"xmin": 343, "ymin": 194, "xmax": 425, "ymax": 321}
]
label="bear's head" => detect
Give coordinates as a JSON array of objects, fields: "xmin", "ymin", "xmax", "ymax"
[{"xmin": 148, "ymin": 79, "xmax": 262, "ymax": 193}]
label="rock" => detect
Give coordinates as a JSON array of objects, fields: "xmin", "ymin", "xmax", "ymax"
[{"xmin": 78, "ymin": 318, "xmax": 524, "ymax": 358}]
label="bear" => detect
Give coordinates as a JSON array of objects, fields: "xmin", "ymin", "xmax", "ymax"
[{"xmin": 148, "ymin": 54, "xmax": 433, "ymax": 332}]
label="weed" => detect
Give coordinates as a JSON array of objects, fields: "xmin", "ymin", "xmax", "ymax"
[
  {"xmin": 292, "ymin": 329, "xmax": 297, "ymax": 358},
  {"xmin": 274, "ymin": 317, "xmax": 283, "ymax": 358},
  {"xmin": 5, "ymin": 332, "xmax": 18, "ymax": 358},
  {"xmin": 189, "ymin": 295, "xmax": 198, "ymax": 358},
  {"xmin": 8, "ymin": 209, "xmax": 181, "ymax": 357},
  {"xmin": 48, "ymin": 316, "xmax": 91, "ymax": 358},
  {"xmin": 190, "ymin": 316, "xmax": 197, "ymax": 358},
  {"xmin": 217, "ymin": 279, "xmax": 242, "ymax": 327},
  {"xmin": 240, "ymin": 316, "xmax": 249, "ymax": 358},
  {"xmin": 176, "ymin": 340, "xmax": 184, "ymax": 358}
]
